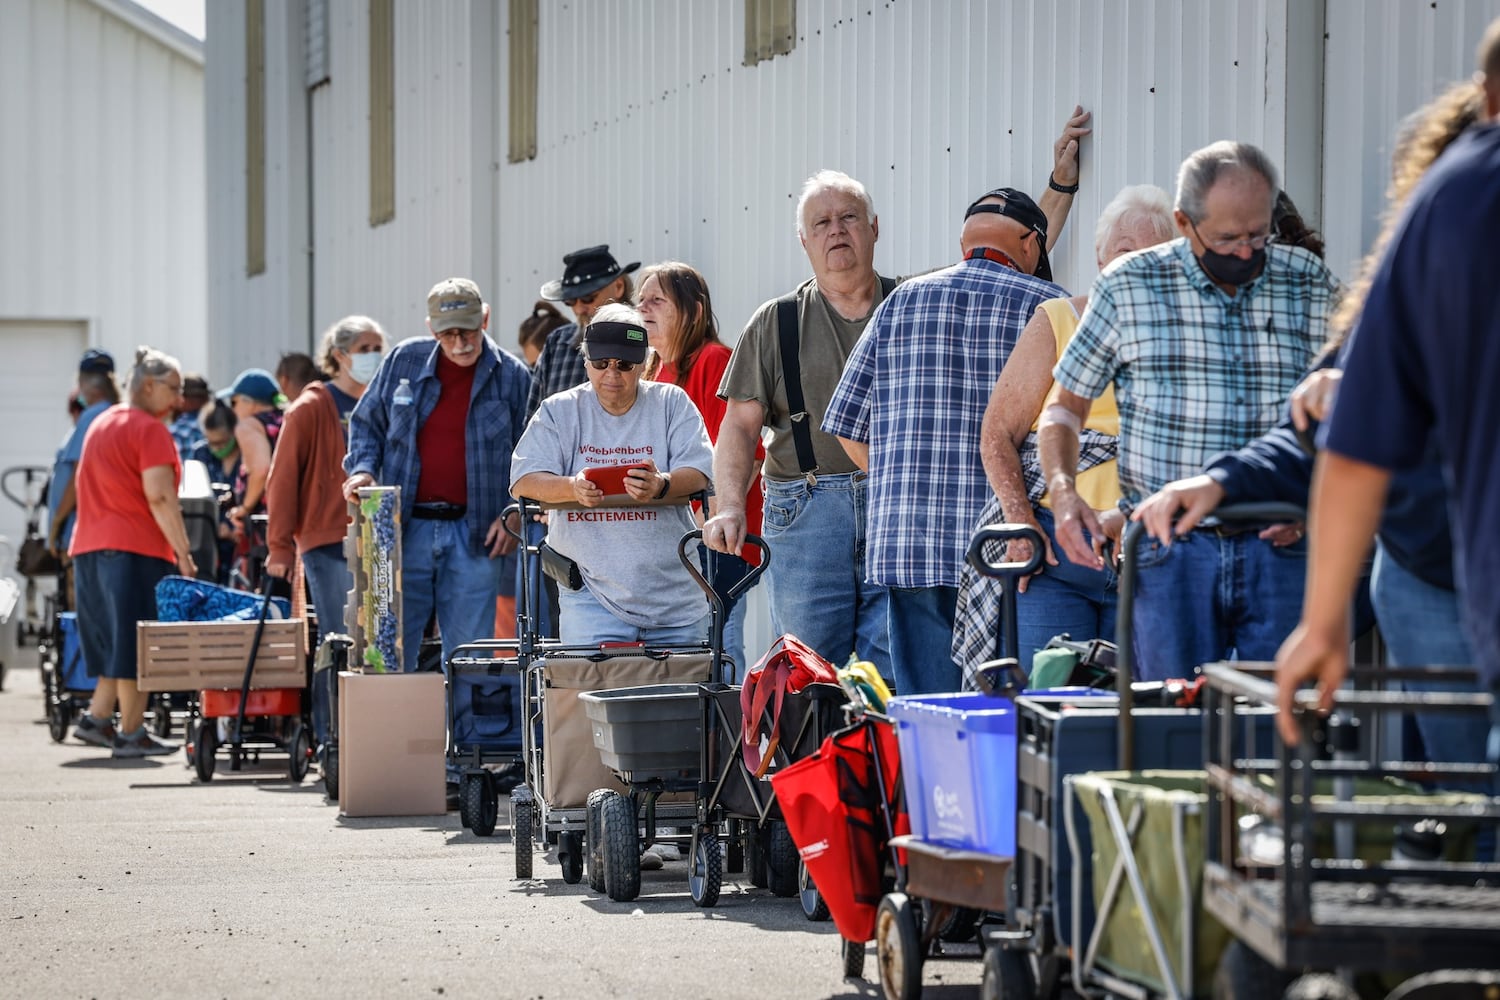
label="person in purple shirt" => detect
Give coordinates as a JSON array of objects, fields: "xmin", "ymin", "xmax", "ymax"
[{"xmin": 1276, "ymin": 19, "xmax": 1500, "ymax": 751}]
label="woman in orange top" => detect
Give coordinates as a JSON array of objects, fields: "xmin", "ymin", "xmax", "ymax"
[{"xmin": 638, "ymin": 262, "xmax": 764, "ymax": 679}]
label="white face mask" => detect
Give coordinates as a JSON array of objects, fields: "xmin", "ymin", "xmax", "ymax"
[{"xmin": 348, "ymin": 351, "xmax": 383, "ymax": 384}]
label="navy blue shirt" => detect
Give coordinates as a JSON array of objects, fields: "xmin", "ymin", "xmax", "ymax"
[{"xmin": 1324, "ymin": 123, "xmax": 1500, "ymax": 686}]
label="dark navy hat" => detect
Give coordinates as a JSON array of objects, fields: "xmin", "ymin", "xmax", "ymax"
[
  {"xmin": 78, "ymin": 348, "xmax": 115, "ymax": 375},
  {"xmin": 964, "ymin": 187, "xmax": 1053, "ymax": 281}
]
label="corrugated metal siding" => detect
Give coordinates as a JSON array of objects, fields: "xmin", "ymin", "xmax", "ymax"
[
  {"xmin": 1320, "ymin": 0, "xmax": 1500, "ymax": 282},
  {"xmin": 0, "ymin": 0, "xmax": 205, "ymax": 369}
]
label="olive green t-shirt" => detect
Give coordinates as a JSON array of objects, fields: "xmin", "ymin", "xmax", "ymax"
[{"xmin": 718, "ymin": 276, "xmax": 897, "ymax": 482}]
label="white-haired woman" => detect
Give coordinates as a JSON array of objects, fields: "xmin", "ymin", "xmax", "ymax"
[
  {"xmin": 953, "ymin": 185, "xmax": 1176, "ymax": 678},
  {"xmin": 70, "ymin": 348, "xmax": 197, "ymax": 756},
  {"xmin": 266, "ymin": 315, "xmax": 388, "ymax": 749}
]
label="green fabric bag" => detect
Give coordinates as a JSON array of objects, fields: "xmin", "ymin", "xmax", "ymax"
[{"xmin": 1029, "ymin": 646, "xmax": 1079, "ymax": 690}]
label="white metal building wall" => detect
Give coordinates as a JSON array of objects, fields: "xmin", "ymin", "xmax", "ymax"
[
  {"xmin": 1320, "ymin": 0, "xmax": 1500, "ymax": 283},
  {"xmin": 0, "ymin": 0, "xmax": 205, "ymax": 370}
]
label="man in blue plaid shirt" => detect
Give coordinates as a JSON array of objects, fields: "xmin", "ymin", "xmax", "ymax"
[
  {"xmin": 823, "ymin": 188, "xmax": 1064, "ymax": 696},
  {"xmin": 344, "ymin": 277, "xmax": 531, "ymax": 672},
  {"xmin": 1041, "ymin": 141, "xmax": 1338, "ymax": 682}
]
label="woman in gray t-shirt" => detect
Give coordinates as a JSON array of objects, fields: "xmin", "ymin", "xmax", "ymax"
[{"xmin": 510, "ymin": 304, "xmax": 715, "ymax": 644}]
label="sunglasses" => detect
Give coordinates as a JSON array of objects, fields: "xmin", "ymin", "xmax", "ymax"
[
  {"xmin": 564, "ymin": 289, "xmax": 605, "ymax": 308},
  {"xmin": 588, "ymin": 358, "xmax": 638, "ymax": 373}
]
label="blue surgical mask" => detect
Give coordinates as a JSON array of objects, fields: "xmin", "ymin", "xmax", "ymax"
[{"xmin": 348, "ymin": 351, "xmax": 383, "ymax": 385}]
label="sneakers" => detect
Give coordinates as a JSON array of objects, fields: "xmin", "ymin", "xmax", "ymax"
[
  {"xmin": 652, "ymin": 842, "xmax": 683, "ymax": 862},
  {"xmin": 112, "ymin": 727, "xmax": 178, "ymax": 758},
  {"xmin": 74, "ymin": 714, "xmax": 118, "ymax": 748}
]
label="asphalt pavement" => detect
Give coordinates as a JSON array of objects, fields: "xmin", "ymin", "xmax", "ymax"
[{"xmin": 0, "ymin": 654, "xmax": 984, "ymax": 1000}]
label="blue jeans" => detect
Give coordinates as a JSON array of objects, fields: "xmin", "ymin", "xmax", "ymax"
[
  {"xmin": 1015, "ymin": 507, "xmax": 1119, "ymax": 673},
  {"xmin": 302, "ymin": 542, "xmax": 351, "ymax": 746},
  {"xmin": 557, "ymin": 584, "xmax": 709, "ymax": 648},
  {"xmin": 1370, "ymin": 542, "xmax": 1492, "ymax": 785},
  {"xmin": 695, "ymin": 544, "xmax": 762, "ymax": 682},
  {"xmin": 1128, "ymin": 529, "xmax": 1305, "ymax": 682},
  {"xmin": 888, "ymin": 586, "xmax": 960, "ymax": 695},
  {"xmin": 761, "ymin": 473, "xmax": 891, "ymax": 678},
  {"xmin": 401, "ymin": 518, "xmax": 502, "ymax": 673}
]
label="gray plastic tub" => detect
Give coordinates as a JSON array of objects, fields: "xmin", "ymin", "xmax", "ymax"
[{"xmin": 578, "ymin": 683, "xmax": 702, "ymax": 780}]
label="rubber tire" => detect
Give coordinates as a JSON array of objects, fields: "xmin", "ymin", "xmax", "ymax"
[
  {"xmin": 689, "ymin": 827, "xmax": 723, "ymax": 908},
  {"xmin": 748, "ymin": 826, "xmax": 769, "ymax": 888},
  {"xmin": 980, "ymin": 946, "xmax": 1035, "ymax": 1000},
  {"xmin": 1213, "ymin": 939, "xmax": 1293, "ymax": 1000},
  {"xmin": 151, "ymin": 697, "xmax": 171, "ymax": 739},
  {"xmin": 457, "ymin": 774, "xmax": 475, "ymax": 829},
  {"xmin": 193, "ymin": 721, "xmax": 217, "ymax": 783},
  {"xmin": 1385, "ymin": 971, "xmax": 1500, "ymax": 1000},
  {"xmin": 799, "ymin": 860, "xmax": 830, "ymax": 921},
  {"xmin": 559, "ymin": 831, "xmax": 585, "ymax": 884},
  {"xmin": 511, "ymin": 794, "xmax": 534, "ymax": 879},
  {"xmin": 938, "ymin": 906, "xmax": 980, "ymax": 943},
  {"xmin": 474, "ymin": 777, "xmax": 498, "ymax": 838},
  {"xmin": 322, "ymin": 746, "xmax": 339, "ymax": 800},
  {"xmin": 46, "ymin": 696, "xmax": 68, "ymax": 743},
  {"xmin": 766, "ymin": 820, "xmax": 798, "ymax": 898},
  {"xmin": 599, "ymin": 791, "xmax": 641, "ymax": 902},
  {"xmin": 876, "ymin": 892, "xmax": 924, "ymax": 1000},
  {"xmin": 726, "ymin": 818, "xmax": 746, "ymax": 874},
  {"xmin": 585, "ymin": 789, "xmax": 610, "ymax": 892},
  {"xmin": 287, "ymin": 724, "xmax": 310, "ymax": 783},
  {"xmin": 842, "ymin": 938, "xmax": 867, "ymax": 979},
  {"xmin": 1283, "ymin": 973, "xmax": 1360, "ymax": 1000}
]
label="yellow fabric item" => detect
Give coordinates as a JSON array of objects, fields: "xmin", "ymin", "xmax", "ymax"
[{"xmin": 1036, "ymin": 298, "xmax": 1121, "ymax": 512}]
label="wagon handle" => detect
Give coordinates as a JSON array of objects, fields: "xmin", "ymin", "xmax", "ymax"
[
  {"xmin": 677, "ymin": 527, "xmax": 770, "ymax": 684},
  {"xmin": 966, "ymin": 523, "xmax": 1045, "ymax": 666}
]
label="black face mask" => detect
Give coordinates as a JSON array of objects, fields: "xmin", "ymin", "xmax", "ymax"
[{"xmin": 1198, "ymin": 245, "xmax": 1265, "ymax": 288}]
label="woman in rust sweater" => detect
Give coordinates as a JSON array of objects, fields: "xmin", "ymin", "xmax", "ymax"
[{"xmin": 266, "ymin": 315, "xmax": 388, "ymax": 750}]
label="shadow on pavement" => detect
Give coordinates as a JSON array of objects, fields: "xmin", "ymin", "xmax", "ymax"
[{"xmin": 58, "ymin": 755, "xmax": 168, "ymax": 769}]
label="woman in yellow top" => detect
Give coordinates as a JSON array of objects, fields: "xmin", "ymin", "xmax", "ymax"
[{"xmin": 953, "ymin": 185, "xmax": 1175, "ymax": 677}]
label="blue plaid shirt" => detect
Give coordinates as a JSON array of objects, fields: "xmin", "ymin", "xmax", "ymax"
[
  {"xmin": 527, "ymin": 323, "xmax": 588, "ymax": 418},
  {"xmin": 171, "ymin": 412, "xmax": 206, "ymax": 462},
  {"xmin": 346, "ymin": 335, "xmax": 532, "ymax": 551},
  {"xmin": 822, "ymin": 257, "xmax": 1063, "ymax": 588},
  {"xmin": 1053, "ymin": 239, "xmax": 1337, "ymax": 507}
]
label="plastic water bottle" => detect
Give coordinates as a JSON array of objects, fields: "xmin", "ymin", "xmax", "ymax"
[{"xmin": 393, "ymin": 378, "xmax": 414, "ymax": 407}]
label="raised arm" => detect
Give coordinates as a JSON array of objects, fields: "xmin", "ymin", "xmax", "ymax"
[{"xmin": 1038, "ymin": 105, "xmax": 1092, "ymax": 250}]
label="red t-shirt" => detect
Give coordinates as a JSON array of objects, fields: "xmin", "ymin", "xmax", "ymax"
[
  {"xmin": 657, "ymin": 342, "xmax": 765, "ymax": 565},
  {"xmin": 69, "ymin": 404, "xmax": 180, "ymax": 563},
  {"xmin": 415, "ymin": 353, "xmax": 475, "ymax": 505}
]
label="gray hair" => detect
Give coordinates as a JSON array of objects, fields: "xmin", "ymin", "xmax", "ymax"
[
  {"xmin": 78, "ymin": 370, "xmax": 121, "ymax": 405},
  {"xmin": 316, "ymin": 314, "xmax": 389, "ymax": 376},
  {"xmin": 795, "ymin": 169, "xmax": 876, "ymax": 236},
  {"xmin": 1094, "ymin": 184, "xmax": 1176, "ymax": 263},
  {"xmin": 125, "ymin": 346, "xmax": 181, "ymax": 397},
  {"xmin": 589, "ymin": 302, "xmax": 644, "ymax": 328},
  {"xmin": 1174, "ymin": 141, "xmax": 1279, "ymax": 222}
]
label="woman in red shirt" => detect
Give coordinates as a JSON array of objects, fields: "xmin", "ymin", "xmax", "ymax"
[
  {"xmin": 638, "ymin": 262, "xmax": 765, "ymax": 679},
  {"xmin": 70, "ymin": 348, "xmax": 197, "ymax": 757}
]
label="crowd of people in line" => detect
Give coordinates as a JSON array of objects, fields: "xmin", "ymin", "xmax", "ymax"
[{"xmin": 43, "ymin": 20, "xmax": 1500, "ymax": 796}]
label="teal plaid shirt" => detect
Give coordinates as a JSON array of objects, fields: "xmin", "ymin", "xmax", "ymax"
[{"xmin": 1053, "ymin": 239, "xmax": 1337, "ymax": 507}]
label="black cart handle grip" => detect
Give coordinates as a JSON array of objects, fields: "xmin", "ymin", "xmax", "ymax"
[{"xmin": 966, "ymin": 523, "xmax": 1046, "ymax": 579}]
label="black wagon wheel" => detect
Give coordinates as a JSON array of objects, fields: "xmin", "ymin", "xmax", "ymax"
[
  {"xmin": 842, "ymin": 937, "xmax": 867, "ymax": 979},
  {"xmin": 510, "ymin": 791, "xmax": 535, "ymax": 879},
  {"xmin": 1213, "ymin": 939, "xmax": 1293, "ymax": 1000},
  {"xmin": 766, "ymin": 819, "xmax": 799, "ymax": 898},
  {"xmin": 193, "ymin": 720, "xmax": 217, "ymax": 783},
  {"xmin": 599, "ymin": 790, "xmax": 641, "ymax": 902},
  {"xmin": 875, "ymin": 892, "xmax": 923, "ymax": 1000},
  {"xmin": 689, "ymin": 826, "xmax": 723, "ymax": 908},
  {"xmin": 799, "ymin": 860, "xmax": 830, "ymax": 921},
  {"xmin": 585, "ymin": 788, "xmax": 610, "ymax": 892},
  {"xmin": 46, "ymin": 695, "xmax": 69, "ymax": 743},
  {"xmin": 457, "ymin": 774, "xmax": 475, "ymax": 829},
  {"xmin": 980, "ymin": 945, "xmax": 1035, "ymax": 1000},
  {"xmin": 559, "ymin": 830, "xmax": 585, "ymax": 884},
  {"xmin": 467, "ymin": 775, "xmax": 498, "ymax": 838},
  {"xmin": 287, "ymin": 723, "xmax": 311, "ymax": 783},
  {"xmin": 150, "ymin": 695, "xmax": 172, "ymax": 738},
  {"xmin": 322, "ymin": 745, "xmax": 340, "ymax": 800},
  {"xmin": 938, "ymin": 906, "xmax": 980, "ymax": 943}
]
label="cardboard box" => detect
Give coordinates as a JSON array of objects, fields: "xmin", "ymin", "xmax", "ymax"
[
  {"xmin": 348, "ymin": 487, "xmax": 403, "ymax": 672},
  {"xmin": 337, "ymin": 671, "xmax": 445, "ymax": 817},
  {"xmin": 136, "ymin": 619, "xmax": 306, "ymax": 693}
]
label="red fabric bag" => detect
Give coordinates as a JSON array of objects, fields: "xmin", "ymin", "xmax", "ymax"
[
  {"xmin": 771, "ymin": 719, "xmax": 905, "ymax": 943},
  {"xmin": 740, "ymin": 634, "xmax": 838, "ymax": 777}
]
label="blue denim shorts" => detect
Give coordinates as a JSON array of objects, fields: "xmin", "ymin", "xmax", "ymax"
[{"xmin": 74, "ymin": 549, "xmax": 174, "ymax": 680}]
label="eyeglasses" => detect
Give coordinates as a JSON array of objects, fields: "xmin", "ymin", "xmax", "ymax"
[
  {"xmin": 156, "ymin": 377, "xmax": 184, "ymax": 395},
  {"xmin": 436, "ymin": 328, "xmax": 480, "ymax": 343},
  {"xmin": 1190, "ymin": 219, "xmax": 1275, "ymax": 254},
  {"xmin": 588, "ymin": 358, "xmax": 638, "ymax": 373},
  {"xmin": 564, "ymin": 289, "xmax": 604, "ymax": 308}
]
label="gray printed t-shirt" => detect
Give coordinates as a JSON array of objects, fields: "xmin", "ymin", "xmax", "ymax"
[
  {"xmin": 509, "ymin": 380, "xmax": 715, "ymax": 629},
  {"xmin": 718, "ymin": 276, "xmax": 897, "ymax": 481}
]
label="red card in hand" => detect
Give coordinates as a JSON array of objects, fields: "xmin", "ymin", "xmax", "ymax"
[{"xmin": 583, "ymin": 462, "xmax": 649, "ymax": 495}]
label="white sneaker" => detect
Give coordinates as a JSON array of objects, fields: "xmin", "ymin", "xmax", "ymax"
[{"xmin": 651, "ymin": 842, "xmax": 682, "ymax": 862}]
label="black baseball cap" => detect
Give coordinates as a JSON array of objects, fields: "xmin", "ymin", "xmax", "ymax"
[
  {"xmin": 582, "ymin": 320, "xmax": 649, "ymax": 365},
  {"xmin": 78, "ymin": 348, "xmax": 115, "ymax": 375},
  {"xmin": 964, "ymin": 187, "xmax": 1053, "ymax": 281}
]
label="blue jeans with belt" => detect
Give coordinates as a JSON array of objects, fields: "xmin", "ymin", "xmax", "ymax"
[
  {"xmin": 1127, "ymin": 528, "xmax": 1305, "ymax": 682},
  {"xmin": 760, "ymin": 472, "xmax": 891, "ymax": 679},
  {"xmin": 1015, "ymin": 506, "xmax": 1119, "ymax": 673}
]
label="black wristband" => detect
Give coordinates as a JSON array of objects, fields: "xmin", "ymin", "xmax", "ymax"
[
  {"xmin": 1048, "ymin": 173, "xmax": 1079, "ymax": 194},
  {"xmin": 654, "ymin": 473, "xmax": 671, "ymax": 500}
]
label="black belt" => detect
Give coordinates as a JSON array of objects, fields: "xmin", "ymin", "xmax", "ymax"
[
  {"xmin": 412, "ymin": 502, "xmax": 467, "ymax": 521},
  {"xmin": 1196, "ymin": 521, "xmax": 1270, "ymax": 539}
]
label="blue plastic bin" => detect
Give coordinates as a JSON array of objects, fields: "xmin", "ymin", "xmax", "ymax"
[
  {"xmin": 56, "ymin": 612, "xmax": 96, "ymax": 693},
  {"xmin": 889, "ymin": 692, "xmax": 1018, "ymax": 856}
]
